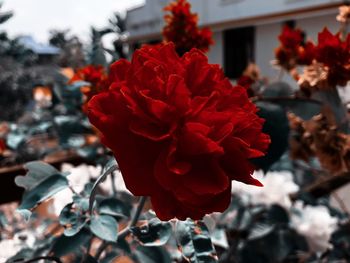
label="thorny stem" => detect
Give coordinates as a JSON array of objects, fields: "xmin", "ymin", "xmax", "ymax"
[{"xmin": 94, "ymin": 196, "xmax": 148, "ymax": 260}]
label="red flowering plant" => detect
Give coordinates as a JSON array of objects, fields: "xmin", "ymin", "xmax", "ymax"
[
  {"xmin": 275, "ymin": 25, "xmax": 315, "ymax": 72},
  {"xmin": 314, "ymin": 28, "xmax": 350, "ymax": 87},
  {"xmin": 88, "ymin": 43, "xmax": 270, "ymax": 220},
  {"xmin": 275, "ymin": 22, "xmax": 350, "ymax": 91},
  {"xmin": 69, "ymin": 65, "xmax": 110, "ymax": 111},
  {"xmin": 163, "ymin": 0, "xmax": 213, "ymax": 56}
]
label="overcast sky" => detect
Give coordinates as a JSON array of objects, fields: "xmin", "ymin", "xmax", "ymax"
[{"xmin": 1, "ymin": 0, "xmax": 144, "ymax": 44}]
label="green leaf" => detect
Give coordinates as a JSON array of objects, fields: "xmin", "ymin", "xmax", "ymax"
[
  {"xmin": 89, "ymin": 158, "xmax": 118, "ymax": 214},
  {"xmin": 6, "ymin": 132, "xmax": 26, "ymax": 150},
  {"xmin": 98, "ymin": 197, "xmax": 131, "ymax": 219},
  {"xmin": 67, "ymin": 81, "xmax": 91, "ymax": 91},
  {"xmin": 15, "ymin": 161, "xmax": 61, "ymax": 191},
  {"xmin": 266, "ymin": 205, "xmax": 289, "ymax": 224},
  {"xmin": 67, "ymin": 135, "xmax": 86, "ymax": 148},
  {"xmin": 0, "ymin": 11, "xmax": 13, "ymax": 24},
  {"xmin": 51, "ymin": 228, "xmax": 92, "ymax": 257},
  {"xmin": 28, "ymin": 122, "xmax": 53, "ymax": 135},
  {"xmin": 131, "ymin": 218, "xmax": 172, "ymax": 247},
  {"xmin": 77, "ymin": 145, "xmax": 99, "ymax": 160},
  {"xmin": 239, "ymin": 227, "xmax": 308, "ymax": 263},
  {"xmin": 230, "ymin": 206, "xmax": 265, "ymax": 232},
  {"xmin": 73, "ymin": 195, "xmax": 90, "ymax": 212},
  {"xmin": 175, "ymin": 219, "xmax": 218, "ymax": 263},
  {"xmin": 5, "ymin": 248, "xmax": 34, "ymax": 263},
  {"xmin": 59, "ymin": 203, "xmax": 87, "ymax": 236},
  {"xmin": 90, "ymin": 215, "xmax": 118, "ymax": 242},
  {"xmin": 17, "ymin": 174, "xmax": 69, "ymax": 220},
  {"xmin": 0, "ymin": 211, "xmax": 8, "ymax": 228},
  {"xmin": 248, "ymin": 223, "xmax": 275, "ymax": 240},
  {"xmin": 252, "ymin": 101, "xmax": 289, "ymax": 172}
]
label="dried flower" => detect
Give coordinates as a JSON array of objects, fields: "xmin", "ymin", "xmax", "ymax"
[
  {"xmin": 237, "ymin": 63, "xmax": 262, "ymax": 97},
  {"xmin": 337, "ymin": 5, "xmax": 350, "ymax": 24},
  {"xmin": 289, "ymin": 113, "xmax": 350, "ymax": 174},
  {"xmin": 298, "ymin": 61, "xmax": 329, "ymax": 92}
]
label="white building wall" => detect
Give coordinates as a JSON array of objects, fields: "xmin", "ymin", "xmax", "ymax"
[
  {"xmin": 206, "ymin": 0, "xmax": 342, "ymax": 25},
  {"xmin": 255, "ymin": 23, "xmax": 281, "ymax": 81},
  {"xmin": 207, "ymin": 31, "xmax": 223, "ymax": 66},
  {"xmin": 126, "ymin": 0, "xmax": 343, "ymax": 40}
]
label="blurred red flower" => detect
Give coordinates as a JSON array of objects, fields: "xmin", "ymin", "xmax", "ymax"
[
  {"xmin": 278, "ymin": 26, "xmax": 303, "ymax": 50},
  {"xmin": 275, "ymin": 25, "xmax": 314, "ymax": 70},
  {"xmin": 297, "ymin": 41, "xmax": 316, "ymax": 65},
  {"xmin": 315, "ymin": 28, "xmax": 350, "ymax": 86},
  {"xmin": 88, "ymin": 43, "xmax": 270, "ymax": 220},
  {"xmin": 163, "ymin": 0, "xmax": 213, "ymax": 56},
  {"xmin": 316, "ymin": 28, "xmax": 348, "ymax": 66},
  {"xmin": 70, "ymin": 65, "xmax": 110, "ymax": 108},
  {"xmin": 237, "ymin": 75, "xmax": 255, "ymax": 97}
]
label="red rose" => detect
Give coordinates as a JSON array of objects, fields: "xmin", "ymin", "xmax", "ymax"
[{"xmin": 88, "ymin": 43, "xmax": 270, "ymax": 220}]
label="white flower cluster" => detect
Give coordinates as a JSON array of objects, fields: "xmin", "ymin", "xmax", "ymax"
[
  {"xmin": 231, "ymin": 170, "xmax": 338, "ymax": 253},
  {"xmin": 0, "ymin": 230, "xmax": 35, "ymax": 261},
  {"xmin": 231, "ymin": 170, "xmax": 299, "ymax": 208},
  {"xmin": 291, "ymin": 201, "xmax": 338, "ymax": 253}
]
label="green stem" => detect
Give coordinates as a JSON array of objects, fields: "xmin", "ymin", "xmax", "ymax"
[
  {"xmin": 130, "ymin": 196, "xmax": 147, "ymax": 227},
  {"xmin": 111, "ymin": 171, "xmax": 117, "ymax": 196}
]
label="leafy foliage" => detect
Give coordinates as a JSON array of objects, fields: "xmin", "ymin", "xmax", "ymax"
[
  {"xmin": 131, "ymin": 218, "xmax": 172, "ymax": 246},
  {"xmin": 15, "ymin": 162, "xmax": 69, "ymax": 220},
  {"xmin": 175, "ymin": 219, "xmax": 218, "ymax": 263}
]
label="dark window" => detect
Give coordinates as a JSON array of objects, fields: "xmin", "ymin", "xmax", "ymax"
[{"xmin": 224, "ymin": 26, "xmax": 255, "ymax": 79}]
